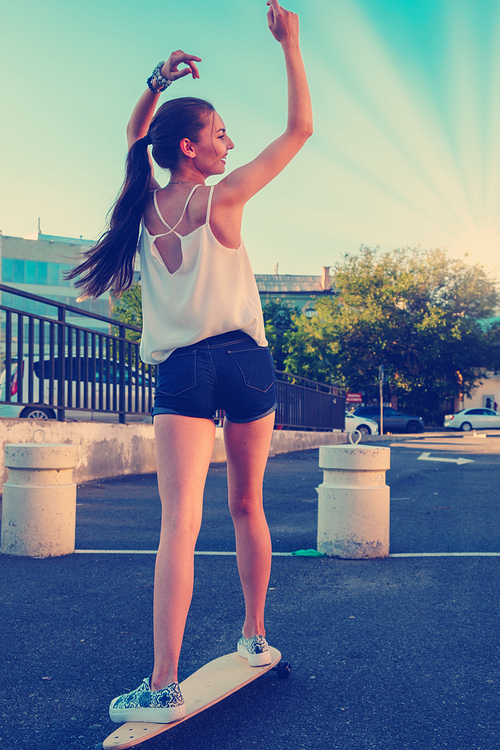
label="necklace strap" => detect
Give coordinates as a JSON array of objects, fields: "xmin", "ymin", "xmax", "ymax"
[{"xmin": 168, "ymin": 181, "xmax": 203, "ymax": 186}]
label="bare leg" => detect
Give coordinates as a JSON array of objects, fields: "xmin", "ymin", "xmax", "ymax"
[
  {"xmin": 224, "ymin": 412, "xmax": 275, "ymax": 638},
  {"xmin": 151, "ymin": 414, "xmax": 215, "ymax": 690}
]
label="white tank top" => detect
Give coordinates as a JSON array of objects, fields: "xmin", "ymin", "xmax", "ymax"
[{"xmin": 139, "ymin": 184, "xmax": 267, "ymax": 365}]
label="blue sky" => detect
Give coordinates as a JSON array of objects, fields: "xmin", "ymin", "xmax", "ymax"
[{"xmin": 2, "ymin": 0, "xmax": 500, "ymax": 276}]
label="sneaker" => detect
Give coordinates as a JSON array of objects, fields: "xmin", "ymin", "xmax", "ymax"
[
  {"xmin": 237, "ymin": 631, "xmax": 272, "ymax": 667},
  {"xmin": 109, "ymin": 677, "xmax": 185, "ymax": 724}
]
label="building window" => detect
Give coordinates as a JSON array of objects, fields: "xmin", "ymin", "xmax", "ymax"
[
  {"xmin": 13, "ymin": 259, "xmax": 25, "ymax": 283},
  {"xmin": 2, "ymin": 258, "xmax": 13, "ymax": 282},
  {"xmin": 1, "ymin": 259, "xmax": 73, "ymax": 287},
  {"xmin": 47, "ymin": 264, "xmax": 59, "ymax": 285},
  {"xmin": 58, "ymin": 264, "xmax": 72, "ymax": 287},
  {"xmin": 37, "ymin": 262, "xmax": 48, "ymax": 285},
  {"xmin": 25, "ymin": 260, "xmax": 37, "ymax": 284}
]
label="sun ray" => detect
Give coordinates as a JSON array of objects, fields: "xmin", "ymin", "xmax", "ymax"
[
  {"xmin": 309, "ymin": 5, "xmax": 476, "ymax": 228},
  {"xmin": 297, "ymin": 0, "xmax": 500, "ymax": 269}
]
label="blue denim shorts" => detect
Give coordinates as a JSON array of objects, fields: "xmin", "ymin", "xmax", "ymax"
[{"xmin": 152, "ymin": 330, "xmax": 277, "ymax": 424}]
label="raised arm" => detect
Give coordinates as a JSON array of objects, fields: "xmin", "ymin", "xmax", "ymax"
[
  {"xmin": 217, "ymin": 0, "xmax": 312, "ymax": 205},
  {"xmin": 126, "ymin": 50, "xmax": 202, "ymax": 150}
]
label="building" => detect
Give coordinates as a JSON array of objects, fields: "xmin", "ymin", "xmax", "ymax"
[
  {"xmin": 455, "ymin": 373, "xmax": 500, "ymax": 412},
  {"xmin": 0, "ymin": 232, "xmax": 111, "ymax": 327},
  {"xmin": 256, "ymin": 266, "xmax": 334, "ymax": 314}
]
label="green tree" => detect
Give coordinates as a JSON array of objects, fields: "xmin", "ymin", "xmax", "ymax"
[
  {"xmin": 112, "ymin": 283, "xmax": 143, "ymax": 343},
  {"xmin": 284, "ymin": 247, "xmax": 499, "ymax": 423},
  {"xmin": 262, "ymin": 298, "xmax": 298, "ymax": 371}
]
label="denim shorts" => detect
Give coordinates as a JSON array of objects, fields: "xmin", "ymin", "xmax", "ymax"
[{"xmin": 152, "ymin": 330, "xmax": 277, "ymax": 423}]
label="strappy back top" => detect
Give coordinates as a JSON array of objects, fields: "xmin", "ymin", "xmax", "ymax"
[
  {"xmin": 138, "ymin": 185, "xmax": 267, "ymax": 364},
  {"xmin": 151, "ymin": 184, "xmax": 199, "ymax": 240}
]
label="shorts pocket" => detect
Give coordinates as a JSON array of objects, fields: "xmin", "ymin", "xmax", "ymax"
[
  {"xmin": 228, "ymin": 347, "xmax": 275, "ymax": 392},
  {"xmin": 156, "ymin": 350, "xmax": 197, "ymax": 396}
]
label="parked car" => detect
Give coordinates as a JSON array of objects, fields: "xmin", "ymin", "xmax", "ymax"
[
  {"xmin": 353, "ymin": 406, "xmax": 424, "ymax": 434},
  {"xmin": 344, "ymin": 411, "xmax": 379, "ymax": 436},
  {"xmin": 443, "ymin": 407, "xmax": 500, "ymax": 431},
  {"xmin": 0, "ymin": 357, "xmax": 151, "ymax": 422}
]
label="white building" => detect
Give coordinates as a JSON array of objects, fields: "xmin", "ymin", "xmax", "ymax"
[
  {"xmin": 459, "ymin": 374, "xmax": 500, "ymax": 412},
  {"xmin": 0, "ymin": 231, "xmax": 111, "ymax": 325}
]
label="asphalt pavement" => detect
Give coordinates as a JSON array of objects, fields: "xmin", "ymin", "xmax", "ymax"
[{"xmin": 1, "ymin": 432, "xmax": 500, "ymax": 750}]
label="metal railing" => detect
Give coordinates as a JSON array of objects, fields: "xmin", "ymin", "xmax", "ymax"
[
  {"xmin": 0, "ymin": 284, "xmax": 154, "ymax": 423},
  {"xmin": 0, "ymin": 284, "xmax": 345, "ymax": 429},
  {"xmin": 275, "ymin": 371, "xmax": 345, "ymax": 431}
]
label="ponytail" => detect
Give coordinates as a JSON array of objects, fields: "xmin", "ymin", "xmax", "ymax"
[
  {"xmin": 66, "ymin": 136, "xmax": 152, "ymax": 298},
  {"xmin": 67, "ymin": 97, "xmax": 214, "ymax": 299}
]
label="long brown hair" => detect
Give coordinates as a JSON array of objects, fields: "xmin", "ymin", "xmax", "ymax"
[{"xmin": 66, "ymin": 97, "xmax": 215, "ymax": 298}]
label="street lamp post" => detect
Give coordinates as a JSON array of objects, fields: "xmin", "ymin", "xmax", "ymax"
[{"xmin": 379, "ymin": 365, "xmax": 384, "ymax": 435}]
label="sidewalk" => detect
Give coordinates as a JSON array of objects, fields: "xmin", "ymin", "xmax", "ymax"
[{"xmin": 1, "ymin": 447, "xmax": 499, "ymax": 750}]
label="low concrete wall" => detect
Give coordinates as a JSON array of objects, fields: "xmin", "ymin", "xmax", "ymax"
[
  {"xmin": 270, "ymin": 429, "xmax": 347, "ymax": 457},
  {"xmin": 0, "ymin": 419, "xmax": 347, "ymax": 491},
  {"xmin": 0, "ymin": 420, "xmax": 157, "ymax": 488},
  {"xmin": 213, "ymin": 428, "xmax": 348, "ymax": 462}
]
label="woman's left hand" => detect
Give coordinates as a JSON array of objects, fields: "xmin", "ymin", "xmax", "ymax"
[
  {"xmin": 266, "ymin": 0, "xmax": 299, "ymax": 44},
  {"xmin": 161, "ymin": 50, "xmax": 202, "ymax": 81}
]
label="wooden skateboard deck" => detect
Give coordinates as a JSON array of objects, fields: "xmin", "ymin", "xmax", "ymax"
[{"xmin": 97, "ymin": 646, "xmax": 289, "ymax": 749}]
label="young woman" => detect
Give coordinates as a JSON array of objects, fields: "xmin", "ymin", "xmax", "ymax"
[{"xmin": 69, "ymin": 0, "xmax": 311, "ymax": 724}]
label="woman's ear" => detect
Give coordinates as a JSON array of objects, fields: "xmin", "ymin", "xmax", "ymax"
[{"xmin": 179, "ymin": 138, "xmax": 196, "ymax": 159}]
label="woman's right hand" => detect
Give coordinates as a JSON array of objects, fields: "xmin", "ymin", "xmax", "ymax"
[
  {"xmin": 160, "ymin": 50, "xmax": 202, "ymax": 82},
  {"xmin": 266, "ymin": 0, "xmax": 299, "ymax": 44}
]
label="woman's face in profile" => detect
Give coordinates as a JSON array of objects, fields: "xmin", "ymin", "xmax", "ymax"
[{"xmin": 192, "ymin": 111, "xmax": 235, "ymax": 177}]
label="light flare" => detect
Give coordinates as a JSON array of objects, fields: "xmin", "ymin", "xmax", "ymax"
[{"xmin": 302, "ymin": 0, "xmax": 500, "ymax": 270}]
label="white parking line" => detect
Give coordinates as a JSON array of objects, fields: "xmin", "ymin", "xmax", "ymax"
[
  {"xmin": 389, "ymin": 552, "xmax": 500, "ymax": 557},
  {"xmin": 74, "ymin": 550, "xmax": 500, "ymax": 558},
  {"xmin": 74, "ymin": 549, "xmax": 292, "ymax": 556}
]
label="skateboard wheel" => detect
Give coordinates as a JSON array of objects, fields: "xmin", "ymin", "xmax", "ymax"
[
  {"xmin": 94, "ymin": 743, "xmax": 104, "ymax": 750},
  {"xmin": 276, "ymin": 661, "xmax": 291, "ymax": 679}
]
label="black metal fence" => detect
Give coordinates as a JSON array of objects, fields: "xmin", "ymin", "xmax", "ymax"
[
  {"xmin": 275, "ymin": 372, "xmax": 345, "ymax": 430},
  {"xmin": 0, "ymin": 284, "xmax": 345, "ymax": 429},
  {"xmin": 0, "ymin": 284, "xmax": 154, "ymax": 423}
]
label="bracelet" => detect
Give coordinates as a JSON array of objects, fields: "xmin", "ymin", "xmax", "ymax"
[{"xmin": 147, "ymin": 61, "xmax": 172, "ymax": 93}]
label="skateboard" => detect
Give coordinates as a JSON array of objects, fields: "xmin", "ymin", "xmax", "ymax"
[{"xmin": 95, "ymin": 646, "xmax": 290, "ymax": 749}]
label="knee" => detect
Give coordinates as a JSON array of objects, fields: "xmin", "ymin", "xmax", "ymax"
[
  {"xmin": 229, "ymin": 495, "xmax": 264, "ymax": 522},
  {"xmin": 160, "ymin": 508, "xmax": 202, "ymax": 542}
]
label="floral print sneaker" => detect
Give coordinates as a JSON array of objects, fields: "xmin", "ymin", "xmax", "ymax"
[
  {"xmin": 109, "ymin": 676, "xmax": 185, "ymax": 724},
  {"xmin": 237, "ymin": 631, "xmax": 272, "ymax": 667}
]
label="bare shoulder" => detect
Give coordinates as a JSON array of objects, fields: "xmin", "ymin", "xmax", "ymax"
[
  {"xmin": 210, "ymin": 183, "xmax": 244, "ymax": 249},
  {"xmin": 211, "ymin": 180, "xmax": 245, "ymax": 210}
]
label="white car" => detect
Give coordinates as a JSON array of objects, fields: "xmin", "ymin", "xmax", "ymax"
[
  {"xmin": 444, "ymin": 408, "xmax": 500, "ymax": 432},
  {"xmin": 344, "ymin": 411, "xmax": 379, "ymax": 436}
]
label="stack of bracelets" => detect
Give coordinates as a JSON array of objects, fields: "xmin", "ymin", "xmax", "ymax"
[{"xmin": 147, "ymin": 62, "xmax": 172, "ymax": 93}]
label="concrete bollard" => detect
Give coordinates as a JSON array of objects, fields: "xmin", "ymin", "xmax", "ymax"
[
  {"xmin": 1, "ymin": 441, "xmax": 78, "ymax": 557},
  {"xmin": 317, "ymin": 445, "xmax": 390, "ymax": 559}
]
